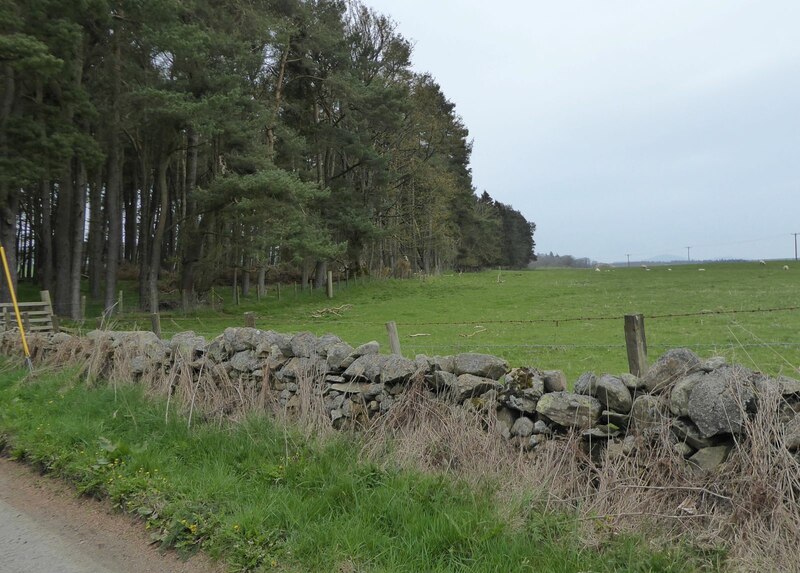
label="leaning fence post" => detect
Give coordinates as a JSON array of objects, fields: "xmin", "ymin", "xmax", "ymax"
[
  {"xmin": 151, "ymin": 312, "xmax": 162, "ymax": 339},
  {"xmin": 244, "ymin": 311, "xmax": 256, "ymax": 328},
  {"xmin": 386, "ymin": 320, "xmax": 402, "ymax": 356},
  {"xmin": 624, "ymin": 314, "xmax": 648, "ymax": 377}
]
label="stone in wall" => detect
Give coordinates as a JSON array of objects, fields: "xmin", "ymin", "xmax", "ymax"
[
  {"xmin": 453, "ymin": 353, "xmax": 509, "ymax": 380},
  {"xmin": 640, "ymin": 348, "xmax": 701, "ymax": 393},
  {"xmin": 687, "ymin": 365, "xmax": 757, "ymax": 438},
  {"xmin": 448, "ymin": 374, "xmax": 503, "ymax": 403},
  {"xmin": 591, "ymin": 374, "xmax": 633, "ymax": 414},
  {"xmin": 535, "ymin": 392, "xmax": 601, "ymax": 430}
]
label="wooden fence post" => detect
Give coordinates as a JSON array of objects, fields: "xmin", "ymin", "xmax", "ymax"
[
  {"xmin": 277, "ymin": 282, "xmax": 281, "ymax": 301},
  {"xmin": 386, "ymin": 321, "xmax": 402, "ymax": 356},
  {"xmin": 22, "ymin": 312, "xmax": 30, "ymax": 333},
  {"xmin": 80, "ymin": 295, "xmax": 87, "ymax": 320},
  {"xmin": 118, "ymin": 290, "xmax": 124, "ymax": 313},
  {"xmin": 244, "ymin": 312, "xmax": 256, "ymax": 328},
  {"xmin": 326, "ymin": 270, "xmax": 333, "ymax": 299},
  {"xmin": 624, "ymin": 314, "xmax": 648, "ymax": 377},
  {"xmin": 151, "ymin": 312, "xmax": 162, "ymax": 339}
]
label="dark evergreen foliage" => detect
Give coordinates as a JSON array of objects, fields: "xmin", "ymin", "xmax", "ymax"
[{"xmin": 0, "ymin": 0, "xmax": 536, "ymax": 315}]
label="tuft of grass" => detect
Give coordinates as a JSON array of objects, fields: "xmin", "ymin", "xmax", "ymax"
[{"xmin": 0, "ymin": 365, "xmax": 718, "ymax": 572}]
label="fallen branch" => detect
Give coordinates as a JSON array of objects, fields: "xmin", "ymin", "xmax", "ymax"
[{"xmin": 310, "ymin": 304, "xmax": 353, "ymax": 319}]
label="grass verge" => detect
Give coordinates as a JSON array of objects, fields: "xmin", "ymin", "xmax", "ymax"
[{"xmin": 0, "ymin": 364, "xmax": 720, "ymax": 572}]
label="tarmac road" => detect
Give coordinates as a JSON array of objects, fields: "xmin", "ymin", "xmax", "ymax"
[{"xmin": 0, "ymin": 458, "xmax": 224, "ymax": 573}]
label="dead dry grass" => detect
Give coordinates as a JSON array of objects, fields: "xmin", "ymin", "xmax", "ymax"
[{"xmin": 360, "ymin": 373, "xmax": 800, "ymax": 572}]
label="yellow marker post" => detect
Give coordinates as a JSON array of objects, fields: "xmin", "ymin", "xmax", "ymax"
[{"xmin": 0, "ymin": 245, "xmax": 32, "ymax": 368}]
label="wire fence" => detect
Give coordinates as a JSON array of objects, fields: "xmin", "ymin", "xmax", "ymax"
[{"xmin": 255, "ymin": 304, "xmax": 800, "ymax": 328}]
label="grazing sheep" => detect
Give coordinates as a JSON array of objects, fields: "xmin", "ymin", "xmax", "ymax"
[
  {"xmin": 698, "ymin": 268, "xmax": 706, "ymax": 272},
  {"xmin": 784, "ymin": 265, "xmax": 790, "ymax": 271},
  {"xmin": 759, "ymin": 260, "xmax": 766, "ymax": 265},
  {"xmin": 595, "ymin": 267, "xmax": 601, "ymax": 272},
  {"xmin": 667, "ymin": 268, "xmax": 673, "ymax": 271}
]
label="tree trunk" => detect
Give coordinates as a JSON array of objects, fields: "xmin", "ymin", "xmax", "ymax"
[
  {"xmin": 123, "ymin": 169, "xmax": 137, "ymax": 262},
  {"xmin": 266, "ymin": 37, "xmax": 290, "ymax": 159},
  {"xmin": 314, "ymin": 260, "xmax": 327, "ymax": 289},
  {"xmin": 88, "ymin": 170, "xmax": 104, "ymax": 299},
  {"xmin": 35, "ymin": 78, "xmax": 54, "ymax": 292},
  {"xmin": 180, "ymin": 127, "xmax": 199, "ymax": 312},
  {"xmin": 232, "ymin": 265, "xmax": 238, "ymax": 304},
  {"xmin": 257, "ymin": 266, "xmax": 266, "ymax": 298},
  {"xmin": 301, "ymin": 260, "xmax": 310, "ymax": 290},
  {"xmin": 104, "ymin": 30, "xmax": 122, "ymax": 316},
  {"xmin": 54, "ymin": 171, "xmax": 74, "ymax": 316},
  {"xmin": 0, "ymin": 196, "xmax": 18, "ymax": 303},
  {"xmin": 242, "ymin": 267, "xmax": 250, "ymax": 297},
  {"xmin": 69, "ymin": 160, "xmax": 87, "ymax": 319},
  {"xmin": 137, "ymin": 156, "xmax": 151, "ymax": 311},
  {"xmin": 38, "ymin": 178, "xmax": 54, "ymax": 292},
  {"xmin": 0, "ymin": 63, "xmax": 15, "ymax": 303},
  {"xmin": 148, "ymin": 156, "xmax": 169, "ymax": 313}
]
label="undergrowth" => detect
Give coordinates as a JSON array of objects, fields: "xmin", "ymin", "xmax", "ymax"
[{"xmin": 0, "ymin": 364, "xmax": 719, "ymax": 572}]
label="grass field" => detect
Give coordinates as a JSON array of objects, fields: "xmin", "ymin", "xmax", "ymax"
[{"xmin": 28, "ymin": 261, "xmax": 799, "ymax": 382}]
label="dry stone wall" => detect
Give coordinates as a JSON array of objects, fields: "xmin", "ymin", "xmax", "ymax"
[{"xmin": 4, "ymin": 328, "xmax": 800, "ymax": 472}]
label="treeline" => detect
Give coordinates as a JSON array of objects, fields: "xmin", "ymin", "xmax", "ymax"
[
  {"xmin": 0, "ymin": 0, "xmax": 535, "ymax": 317},
  {"xmin": 531, "ymin": 253, "xmax": 595, "ymax": 268}
]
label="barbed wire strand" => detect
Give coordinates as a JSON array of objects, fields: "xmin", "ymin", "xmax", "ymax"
[{"xmin": 252, "ymin": 305, "xmax": 800, "ymax": 327}]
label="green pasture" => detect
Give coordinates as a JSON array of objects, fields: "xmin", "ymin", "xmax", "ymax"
[{"xmin": 36, "ymin": 261, "xmax": 799, "ymax": 382}]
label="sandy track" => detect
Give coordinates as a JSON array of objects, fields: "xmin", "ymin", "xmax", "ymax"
[{"xmin": 0, "ymin": 457, "xmax": 226, "ymax": 573}]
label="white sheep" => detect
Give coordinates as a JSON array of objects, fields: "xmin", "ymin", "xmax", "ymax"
[
  {"xmin": 784, "ymin": 265, "xmax": 790, "ymax": 271},
  {"xmin": 759, "ymin": 260, "xmax": 766, "ymax": 265},
  {"xmin": 595, "ymin": 267, "xmax": 601, "ymax": 272},
  {"xmin": 698, "ymin": 268, "xmax": 706, "ymax": 272}
]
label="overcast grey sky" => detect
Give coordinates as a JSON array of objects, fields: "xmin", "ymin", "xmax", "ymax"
[{"xmin": 364, "ymin": 0, "xmax": 800, "ymax": 263}]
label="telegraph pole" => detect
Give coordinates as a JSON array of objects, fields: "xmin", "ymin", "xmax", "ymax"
[
  {"xmin": 793, "ymin": 233, "xmax": 799, "ymax": 261},
  {"xmin": 686, "ymin": 246, "xmax": 691, "ymax": 262},
  {"xmin": 626, "ymin": 254, "xmax": 631, "ymax": 268}
]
